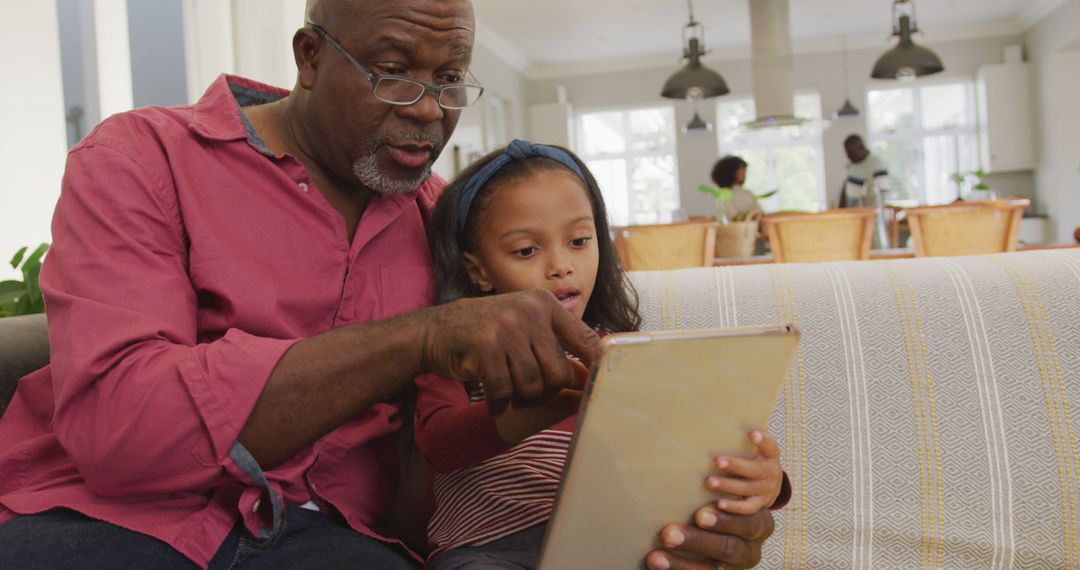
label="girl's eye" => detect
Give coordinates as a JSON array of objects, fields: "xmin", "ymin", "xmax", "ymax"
[
  {"xmin": 513, "ymin": 247, "xmax": 537, "ymax": 258},
  {"xmin": 570, "ymin": 237, "xmax": 592, "ymax": 248}
]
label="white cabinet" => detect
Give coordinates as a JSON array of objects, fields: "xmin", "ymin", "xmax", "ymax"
[{"xmin": 976, "ymin": 63, "xmax": 1038, "ymax": 173}]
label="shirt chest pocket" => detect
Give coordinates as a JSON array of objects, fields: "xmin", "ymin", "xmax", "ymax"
[{"xmin": 379, "ymin": 265, "xmax": 436, "ymax": 319}]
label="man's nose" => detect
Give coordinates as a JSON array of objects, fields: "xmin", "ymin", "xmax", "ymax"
[{"xmin": 396, "ymin": 91, "xmax": 445, "ymax": 124}]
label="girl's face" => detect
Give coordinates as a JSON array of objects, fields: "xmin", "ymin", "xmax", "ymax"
[
  {"xmin": 736, "ymin": 166, "xmax": 747, "ymax": 186},
  {"xmin": 464, "ymin": 168, "xmax": 600, "ymax": 320}
]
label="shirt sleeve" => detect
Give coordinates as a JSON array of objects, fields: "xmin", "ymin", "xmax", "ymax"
[
  {"xmin": 413, "ymin": 373, "xmax": 513, "ymax": 473},
  {"xmin": 44, "ymin": 137, "xmax": 299, "ymax": 497}
]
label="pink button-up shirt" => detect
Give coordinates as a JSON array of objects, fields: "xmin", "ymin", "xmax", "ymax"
[{"xmin": 0, "ymin": 75, "xmax": 440, "ymax": 567}]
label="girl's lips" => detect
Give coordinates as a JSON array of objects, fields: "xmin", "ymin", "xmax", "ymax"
[
  {"xmin": 552, "ymin": 288, "xmax": 581, "ymax": 312},
  {"xmin": 385, "ymin": 145, "xmax": 432, "ymax": 168}
]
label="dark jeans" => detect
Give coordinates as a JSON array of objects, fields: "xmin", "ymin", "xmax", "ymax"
[
  {"xmin": 0, "ymin": 506, "xmax": 416, "ymax": 570},
  {"xmin": 427, "ymin": 523, "xmax": 546, "ymax": 570}
]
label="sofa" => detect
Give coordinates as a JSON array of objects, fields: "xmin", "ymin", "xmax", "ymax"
[{"xmin": 2, "ymin": 248, "xmax": 1079, "ymax": 568}]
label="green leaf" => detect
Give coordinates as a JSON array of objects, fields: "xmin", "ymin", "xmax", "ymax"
[
  {"xmin": 9, "ymin": 246, "xmax": 27, "ymax": 269},
  {"xmin": 20, "ymin": 244, "xmax": 48, "ymax": 310},
  {"xmin": 755, "ymin": 188, "xmax": 780, "ymax": 199}
]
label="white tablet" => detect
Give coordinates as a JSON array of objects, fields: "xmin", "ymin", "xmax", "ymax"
[{"xmin": 537, "ymin": 324, "xmax": 800, "ymax": 570}]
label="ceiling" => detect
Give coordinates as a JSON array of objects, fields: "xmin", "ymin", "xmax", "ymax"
[{"xmin": 472, "ymin": 0, "xmax": 1063, "ymax": 75}]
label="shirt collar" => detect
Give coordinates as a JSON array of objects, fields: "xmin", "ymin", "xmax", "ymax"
[{"xmin": 189, "ymin": 74, "xmax": 289, "ymax": 145}]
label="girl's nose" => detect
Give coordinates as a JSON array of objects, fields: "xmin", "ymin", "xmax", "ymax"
[{"xmin": 548, "ymin": 254, "xmax": 574, "ymax": 279}]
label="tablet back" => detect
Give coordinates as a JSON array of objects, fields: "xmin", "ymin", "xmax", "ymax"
[{"xmin": 537, "ymin": 324, "xmax": 799, "ymax": 570}]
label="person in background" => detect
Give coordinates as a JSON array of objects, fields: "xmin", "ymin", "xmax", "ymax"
[
  {"xmin": 840, "ymin": 134, "xmax": 889, "ymax": 209},
  {"xmin": 711, "ymin": 155, "xmax": 762, "ymax": 221}
]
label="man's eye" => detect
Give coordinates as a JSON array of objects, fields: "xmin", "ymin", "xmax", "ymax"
[
  {"xmin": 375, "ymin": 64, "xmax": 408, "ymax": 76},
  {"xmin": 438, "ymin": 71, "xmax": 465, "ymax": 84},
  {"xmin": 513, "ymin": 247, "xmax": 537, "ymax": 258}
]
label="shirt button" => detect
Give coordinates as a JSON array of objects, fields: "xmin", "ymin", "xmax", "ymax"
[
  {"xmin": 251, "ymin": 499, "xmax": 262, "ymax": 513},
  {"xmin": 298, "ymin": 182, "xmax": 309, "ymax": 192}
]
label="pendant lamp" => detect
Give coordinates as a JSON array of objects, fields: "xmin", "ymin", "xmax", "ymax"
[
  {"xmin": 835, "ymin": 37, "xmax": 861, "ymax": 118},
  {"xmin": 872, "ymin": 0, "xmax": 944, "ymax": 81},
  {"xmin": 661, "ymin": 0, "xmax": 729, "ymax": 99}
]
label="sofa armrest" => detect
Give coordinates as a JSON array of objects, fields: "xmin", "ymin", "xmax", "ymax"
[{"xmin": 0, "ymin": 314, "xmax": 49, "ymax": 416}]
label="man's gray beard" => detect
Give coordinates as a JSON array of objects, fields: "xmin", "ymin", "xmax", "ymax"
[{"xmin": 353, "ymin": 135, "xmax": 441, "ymax": 195}]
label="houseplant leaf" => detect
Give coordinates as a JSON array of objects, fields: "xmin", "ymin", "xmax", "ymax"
[
  {"xmin": 20, "ymin": 243, "xmax": 49, "ymax": 310},
  {"xmin": 9, "ymin": 246, "xmax": 27, "ymax": 269}
]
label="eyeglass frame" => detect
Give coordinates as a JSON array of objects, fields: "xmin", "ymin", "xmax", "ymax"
[{"xmin": 306, "ymin": 21, "xmax": 484, "ymax": 110}]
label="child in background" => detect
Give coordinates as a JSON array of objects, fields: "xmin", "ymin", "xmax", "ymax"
[{"xmin": 416, "ymin": 140, "xmax": 788, "ymax": 570}]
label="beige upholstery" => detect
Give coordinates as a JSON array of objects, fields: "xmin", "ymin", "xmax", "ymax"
[
  {"xmin": 613, "ymin": 221, "xmax": 718, "ymax": 271},
  {"xmin": 630, "ymin": 249, "xmax": 1080, "ymax": 568},
  {"xmin": 760, "ymin": 208, "xmax": 876, "ymax": 263},
  {"xmin": 905, "ymin": 198, "xmax": 1029, "ymax": 257}
]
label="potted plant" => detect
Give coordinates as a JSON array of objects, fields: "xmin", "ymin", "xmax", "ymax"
[
  {"xmin": 0, "ymin": 244, "xmax": 49, "ymax": 318},
  {"xmin": 951, "ymin": 169, "xmax": 996, "ymax": 201},
  {"xmin": 698, "ymin": 185, "xmax": 771, "ymax": 258}
]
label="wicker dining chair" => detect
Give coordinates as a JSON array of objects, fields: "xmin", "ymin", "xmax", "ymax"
[
  {"xmin": 759, "ymin": 208, "xmax": 877, "ymax": 263},
  {"xmin": 904, "ymin": 199, "xmax": 1030, "ymax": 257},
  {"xmin": 613, "ymin": 221, "xmax": 719, "ymax": 270}
]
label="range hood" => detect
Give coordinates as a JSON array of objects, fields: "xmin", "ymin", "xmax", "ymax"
[{"xmin": 745, "ymin": 0, "xmax": 827, "ymax": 130}]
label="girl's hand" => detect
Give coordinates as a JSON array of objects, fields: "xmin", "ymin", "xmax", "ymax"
[{"xmin": 706, "ymin": 430, "xmax": 783, "ymax": 515}]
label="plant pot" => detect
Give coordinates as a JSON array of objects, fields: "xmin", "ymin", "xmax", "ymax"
[{"xmin": 715, "ymin": 220, "xmax": 759, "ymax": 258}]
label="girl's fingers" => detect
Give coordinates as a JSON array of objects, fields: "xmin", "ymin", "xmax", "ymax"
[
  {"xmin": 749, "ymin": 430, "xmax": 781, "ymax": 459},
  {"xmin": 714, "ymin": 455, "xmax": 772, "ymax": 480},
  {"xmin": 706, "ymin": 475, "xmax": 771, "ymax": 498},
  {"xmin": 716, "ymin": 495, "xmax": 771, "ymax": 516}
]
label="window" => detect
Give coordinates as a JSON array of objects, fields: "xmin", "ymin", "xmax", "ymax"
[
  {"xmin": 575, "ymin": 106, "xmax": 678, "ymax": 226},
  {"xmin": 715, "ymin": 93, "xmax": 827, "ymax": 212},
  {"xmin": 866, "ymin": 82, "xmax": 978, "ymax": 204}
]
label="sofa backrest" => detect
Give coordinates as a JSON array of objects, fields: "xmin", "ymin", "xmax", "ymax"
[
  {"xmin": 629, "ymin": 249, "xmax": 1080, "ymax": 568},
  {"xmin": 0, "ymin": 314, "xmax": 49, "ymax": 417}
]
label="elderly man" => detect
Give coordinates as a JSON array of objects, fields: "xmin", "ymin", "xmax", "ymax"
[{"xmin": 0, "ymin": 1, "xmax": 777, "ymax": 568}]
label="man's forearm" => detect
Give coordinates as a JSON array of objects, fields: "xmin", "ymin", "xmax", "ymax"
[{"xmin": 238, "ymin": 310, "xmax": 428, "ymax": 468}]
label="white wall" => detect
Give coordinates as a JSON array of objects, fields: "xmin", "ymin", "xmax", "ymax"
[
  {"xmin": 1026, "ymin": 0, "xmax": 1080, "ymax": 243},
  {"xmin": 0, "ymin": 2, "xmax": 68, "ymax": 279},
  {"xmin": 527, "ymin": 34, "xmax": 1030, "ymax": 218}
]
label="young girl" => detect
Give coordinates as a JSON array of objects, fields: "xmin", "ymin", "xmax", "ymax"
[{"xmin": 416, "ymin": 140, "xmax": 787, "ymax": 570}]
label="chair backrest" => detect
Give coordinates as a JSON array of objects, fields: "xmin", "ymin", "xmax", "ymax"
[
  {"xmin": 613, "ymin": 221, "xmax": 719, "ymax": 270},
  {"xmin": 0, "ymin": 314, "xmax": 50, "ymax": 417},
  {"xmin": 905, "ymin": 198, "xmax": 1029, "ymax": 257},
  {"xmin": 759, "ymin": 208, "xmax": 877, "ymax": 263}
]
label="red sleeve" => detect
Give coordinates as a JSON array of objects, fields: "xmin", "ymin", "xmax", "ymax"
[
  {"xmin": 769, "ymin": 472, "xmax": 793, "ymax": 511},
  {"xmin": 414, "ymin": 373, "xmax": 514, "ymax": 473},
  {"xmin": 44, "ymin": 140, "xmax": 298, "ymax": 497}
]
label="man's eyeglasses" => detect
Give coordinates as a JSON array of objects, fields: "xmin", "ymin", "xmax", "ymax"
[{"xmin": 307, "ymin": 22, "xmax": 484, "ymax": 110}]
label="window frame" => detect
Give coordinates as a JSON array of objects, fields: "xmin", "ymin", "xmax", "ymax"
[
  {"xmin": 574, "ymin": 103, "xmax": 680, "ymax": 226},
  {"xmin": 865, "ymin": 79, "xmax": 979, "ymax": 205}
]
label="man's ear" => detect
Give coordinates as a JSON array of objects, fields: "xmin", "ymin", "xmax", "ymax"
[
  {"xmin": 463, "ymin": 252, "xmax": 494, "ymax": 293},
  {"xmin": 294, "ymin": 28, "xmax": 321, "ymax": 89}
]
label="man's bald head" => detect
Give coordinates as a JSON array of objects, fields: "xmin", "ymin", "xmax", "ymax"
[{"xmin": 305, "ymin": 0, "xmax": 474, "ymax": 32}]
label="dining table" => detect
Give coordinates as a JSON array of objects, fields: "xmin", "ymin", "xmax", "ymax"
[{"xmin": 713, "ymin": 242, "xmax": 1080, "ymax": 266}]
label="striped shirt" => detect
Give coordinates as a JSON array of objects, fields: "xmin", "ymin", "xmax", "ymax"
[{"xmin": 414, "ymin": 373, "xmax": 578, "ymax": 558}]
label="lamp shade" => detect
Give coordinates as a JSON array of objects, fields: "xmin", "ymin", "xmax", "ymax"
[
  {"xmin": 662, "ymin": 38, "xmax": 730, "ymax": 99},
  {"xmin": 684, "ymin": 110, "xmax": 713, "ymax": 133},
  {"xmin": 871, "ymin": 14, "xmax": 944, "ymax": 80},
  {"xmin": 834, "ymin": 97, "xmax": 861, "ymax": 118}
]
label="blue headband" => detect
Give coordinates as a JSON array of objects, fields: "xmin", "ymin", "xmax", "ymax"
[{"xmin": 457, "ymin": 139, "xmax": 588, "ymax": 237}]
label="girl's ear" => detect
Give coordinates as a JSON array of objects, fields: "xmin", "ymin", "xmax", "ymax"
[{"xmin": 463, "ymin": 252, "xmax": 495, "ymax": 293}]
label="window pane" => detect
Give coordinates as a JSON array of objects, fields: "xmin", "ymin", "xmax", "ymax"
[
  {"xmin": 628, "ymin": 108, "xmax": 673, "ymax": 153},
  {"xmin": 716, "ymin": 99, "xmax": 756, "ymax": 145},
  {"xmin": 629, "ymin": 155, "xmax": 678, "ymax": 225},
  {"xmin": 921, "ymin": 84, "xmax": 969, "ymax": 130},
  {"xmin": 870, "ymin": 139, "xmax": 921, "ymax": 201},
  {"xmin": 773, "ymin": 145, "xmax": 823, "ymax": 212},
  {"xmin": 587, "ymin": 159, "xmax": 629, "ymax": 226},
  {"xmin": 794, "ymin": 92, "xmax": 823, "ymax": 120},
  {"xmin": 868, "ymin": 88, "xmax": 915, "ymax": 133},
  {"xmin": 922, "ymin": 133, "xmax": 980, "ymax": 204},
  {"xmin": 581, "ymin": 112, "xmax": 625, "ymax": 155}
]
